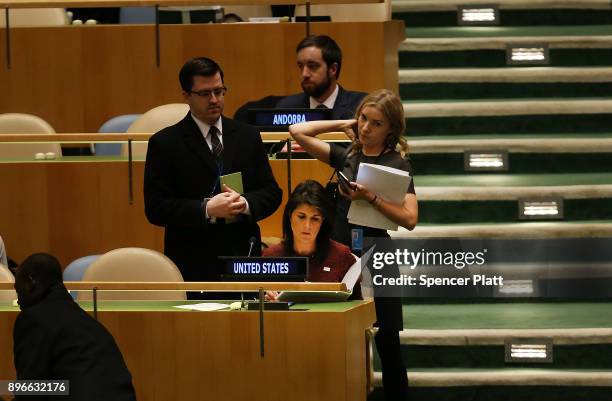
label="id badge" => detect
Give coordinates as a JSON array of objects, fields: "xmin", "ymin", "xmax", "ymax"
[{"xmin": 351, "ymin": 228, "xmax": 363, "ymax": 251}]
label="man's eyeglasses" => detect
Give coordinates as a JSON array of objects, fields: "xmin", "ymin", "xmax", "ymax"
[{"xmin": 189, "ymin": 86, "xmax": 227, "ymax": 100}]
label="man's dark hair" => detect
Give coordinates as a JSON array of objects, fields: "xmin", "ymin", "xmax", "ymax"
[
  {"xmin": 296, "ymin": 35, "xmax": 342, "ymax": 79},
  {"xmin": 282, "ymin": 180, "xmax": 334, "ymax": 262},
  {"xmin": 179, "ymin": 57, "xmax": 224, "ymax": 92}
]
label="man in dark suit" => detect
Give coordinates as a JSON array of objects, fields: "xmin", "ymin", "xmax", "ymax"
[
  {"xmin": 276, "ymin": 35, "xmax": 366, "ymax": 119},
  {"xmin": 12, "ymin": 253, "xmax": 136, "ymax": 401},
  {"xmin": 144, "ymin": 57, "xmax": 282, "ymax": 282}
]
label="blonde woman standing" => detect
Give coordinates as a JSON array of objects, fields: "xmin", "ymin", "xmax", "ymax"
[{"xmin": 290, "ymin": 89, "xmax": 417, "ymax": 401}]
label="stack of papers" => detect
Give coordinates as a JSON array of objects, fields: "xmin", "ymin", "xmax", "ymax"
[
  {"xmin": 173, "ymin": 302, "xmax": 230, "ymax": 312},
  {"xmin": 347, "ymin": 162, "xmax": 412, "ymax": 231}
]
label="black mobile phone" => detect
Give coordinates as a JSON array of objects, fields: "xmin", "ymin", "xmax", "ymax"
[{"xmin": 336, "ymin": 171, "xmax": 355, "ymax": 193}]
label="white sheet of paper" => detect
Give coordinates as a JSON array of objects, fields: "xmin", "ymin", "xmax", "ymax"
[
  {"xmin": 347, "ymin": 162, "xmax": 412, "ymax": 231},
  {"xmin": 277, "ymin": 246, "xmax": 376, "ymax": 302},
  {"xmin": 173, "ymin": 302, "xmax": 230, "ymax": 312},
  {"xmin": 341, "ymin": 245, "xmax": 376, "ymax": 292}
]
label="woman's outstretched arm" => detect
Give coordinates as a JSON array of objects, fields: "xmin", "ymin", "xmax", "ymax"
[{"xmin": 289, "ymin": 119, "xmax": 356, "ymax": 164}]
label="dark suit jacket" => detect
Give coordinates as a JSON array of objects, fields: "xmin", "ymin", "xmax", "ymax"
[
  {"xmin": 276, "ymin": 86, "xmax": 367, "ymax": 119},
  {"xmin": 13, "ymin": 286, "xmax": 136, "ymax": 401},
  {"xmin": 144, "ymin": 113, "xmax": 282, "ymax": 281}
]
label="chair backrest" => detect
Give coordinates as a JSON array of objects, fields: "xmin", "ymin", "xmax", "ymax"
[
  {"xmin": 0, "ymin": 264, "xmax": 17, "ymax": 302},
  {"xmin": 63, "ymin": 255, "xmax": 100, "ymax": 282},
  {"xmin": 122, "ymin": 104, "xmax": 189, "ymax": 158},
  {"xmin": 294, "ymin": 0, "xmax": 390, "ymax": 22},
  {"xmin": 95, "ymin": 114, "xmax": 141, "ymax": 156},
  {"xmin": 80, "ymin": 247, "xmax": 186, "ymax": 300},
  {"xmin": 0, "ymin": 8, "xmax": 68, "ymax": 27},
  {"xmin": 0, "ymin": 113, "xmax": 62, "ymax": 158}
]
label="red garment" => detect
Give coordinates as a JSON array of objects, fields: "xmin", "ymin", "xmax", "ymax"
[{"xmin": 263, "ymin": 240, "xmax": 356, "ymax": 283}]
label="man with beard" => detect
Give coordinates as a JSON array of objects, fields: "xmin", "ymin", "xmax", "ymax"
[
  {"xmin": 276, "ymin": 35, "xmax": 366, "ymax": 119},
  {"xmin": 144, "ymin": 57, "xmax": 282, "ymax": 284}
]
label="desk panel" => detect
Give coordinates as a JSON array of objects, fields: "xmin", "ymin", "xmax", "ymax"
[
  {"xmin": 0, "ymin": 158, "xmax": 333, "ymax": 266},
  {"xmin": 0, "ymin": 21, "xmax": 404, "ymax": 133},
  {"xmin": 0, "ymin": 300, "xmax": 376, "ymax": 401}
]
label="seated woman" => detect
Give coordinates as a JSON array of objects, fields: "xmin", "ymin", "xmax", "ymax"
[{"xmin": 263, "ymin": 180, "xmax": 359, "ymax": 300}]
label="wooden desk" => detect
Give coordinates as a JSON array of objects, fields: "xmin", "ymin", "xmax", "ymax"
[
  {"xmin": 1, "ymin": 0, "xmax": 380, "ymax": 7},
  {"xmin": 0, "ymin": 21, "xmax": 404, "ymax": 133},
  {"xmin": 0, "ymin": 299, "xmax": 376, "ymax": 401}
]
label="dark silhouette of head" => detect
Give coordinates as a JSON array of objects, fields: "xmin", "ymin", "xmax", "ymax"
[{"xmin": 14, "ymin": 253, "xmax": 64, "ymax": 309}]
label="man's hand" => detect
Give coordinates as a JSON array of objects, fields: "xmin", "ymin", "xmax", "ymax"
[
  {"xmin": 206, "ymin": 185, "xmax": 247, "ymax": 218},
  {"xmin": 265, "ymin": 291, "xmax": 280, "ymax": 301}
]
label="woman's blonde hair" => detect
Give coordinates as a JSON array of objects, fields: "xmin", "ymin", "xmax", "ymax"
[{"xmin": 351, "ymin": 89, "xmax": 408, "ymax": 157}]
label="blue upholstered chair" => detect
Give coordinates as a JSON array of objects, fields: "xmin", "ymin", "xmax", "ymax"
[
  {"xmin": 63, "ymin": 255, "xmax": 100, "ymax": 281},
  {"xmin": 95, "ymin": 114, "xmax": 141, "ymax": 156}
]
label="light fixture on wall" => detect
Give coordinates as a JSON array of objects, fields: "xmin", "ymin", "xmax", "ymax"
[
  {"xmin": 505, "ymin": 338, "xmax": 553, "ymax": 363},
  {"xmin": 457, "ymin": 5, "xmax": 499, "ymax": 25},
  {"xmin": 519, "ymin": 197, "xmax": 563, "ymax": 220},
  {"xmin": 507, "ymin": 44, "xmax": 549, "ymax": 65},
  {"xmin": 464, "ymin": 150, "xmax": 508, "ymax": 171}
]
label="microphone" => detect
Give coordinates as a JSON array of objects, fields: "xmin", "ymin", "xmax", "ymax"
[
  {"xmin": 268, "ymin": 140, "xmax": 286, "ymax": 157},
  {"xmin": 247, "ymin": 236, "xmax": 257, "ymax": 257}
]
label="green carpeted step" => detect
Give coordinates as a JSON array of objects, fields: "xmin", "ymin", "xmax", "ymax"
[
  {"xmin": 397, "ymin": 344, "xmax": 612, "ymax": 369},
  {"xmin": 398, "ymin": 328, "xmax": 612, "ymax": 369},
  {"xmin": 368, "ymin": 385, "xmax": 612, "ymax": 401},
  {"xmin": 400, "ymin": 82, "xmax": 612, "ymax": 100},
  {"xmin": 410, "ymin": 153, "xmax": 612, "ymax": 175},
  {"xmin": 409, "ymin": 133, "xmax": 612, "ymax": 141},
  {"xmin": 402, "ymin": 302, "xmax": 612, "ymax": 330},
  {"xmin": 404, "ymin": 114, "xmax": 612, "ymax": 136},
  {"xmin": 417, "ymin": 199, "xmax": 612, "ymax": 223},
  {"xmin": 391, "ymin": 220, "xmax": 612, "ymax": 238},
  {"xmin": 399, "ymin": 67, "xmax": 612, "ymax": 84},
  {"xmin": 402, "ymin": 98, "xmax": 612, "ymax": 118},
  {"xmin": 392, "ymin": 0, "xmax": 612, "ymax": 12},
  {"xmin": 399, "ymin": 49, "xmax": 612, "ymax": 68},
  {"xmin": 416, "ymin": 172, "xmax": 612, "ymax": 187},
  {"xmin": 393, "ymin": 9, "xmax": 612, "ymax": 27},
  {"xmin": 405, "ymin": 25, "xmax": 612, "ymax": 39},
  {"xmin": 401, "ymin": 328, "xmax": 612, "ymax": 344},
  {"xmin": 380, "ymin": 368, "xmax": 612, "ymax": 386}
]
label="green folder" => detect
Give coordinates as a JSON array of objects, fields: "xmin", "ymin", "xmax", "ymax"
[{"xmin": 220, "ymin": 171, "xmax": 243, "ymax": 194}]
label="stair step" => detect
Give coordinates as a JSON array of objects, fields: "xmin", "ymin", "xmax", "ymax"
[
  {"xmin": 373, "ymin": 369, "xmax": 612, "ymax": 386},
  {"xmin": 391, "ymin": 221, "xmax": 612, "ymax": 238},
  {"xmin": 400, "ymin": 48, "xmax": 612, "ymax": 69},
  {"xmin": 404, "ymin": 114, "xmax": 612, "ymax": 136},
  {"xmin": 400, "ymin": 328, "xmax": 612, "ymax": 345},
  {"xmin": 399, "ymin": 67, "xmax": 612, "ymax": 84},
  {"xmin": 401, "ymin": 36, "xmax": 612, "ymax": 52},
  {"xmin": 405, "ymin": 25, "xmax": 612, "ymax": 39},
  {"xmin": 400, "ymin": 82, "xmax": 612, "ymax": 100},
  {"xmin": 409, "ymin": 134, "xmax": 612, "ymax": 153},
  {"xmin": 415, "ymin": 173, "xmax": 612, "ymax": 201},
  {"xmin": 401, "ymin": 303, "xmax": 612, "ymax": 330},
  {"xmin": 392, "ymin": 0, "xmax": 612, "ymax": 12},
  {"xmin": 402, "ymin": 98, "xmax": 612, "ymax": 118}
]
